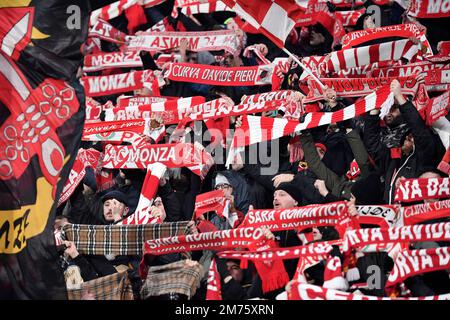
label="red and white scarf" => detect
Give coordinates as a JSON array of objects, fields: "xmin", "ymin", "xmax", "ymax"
[
  {"xmin": 227, "ymin": 85, "xmax": 394, "ymax": 162},
  {"xmin": 104, "ymin": 96, "xmax": 206, "ymax": 122},
  {"xmin": 438, "ymin": 138, "xmax": 450, "ymax": 175},
  {"xmin": 338, "ymin": 60, "xmax": 401, "ymax": 79},
  {"xmin": 116, "ymin": 95, "xmax": 178, "ymax": 108},
  {"xmin": 89, "ymin": 0, "xmax": 166, "ymax": 25},
  {"xmin": 127, "ymin": 30, "xmax": 241, "ymax": 55},
  {"xmin": 89, "ymin": 19, "xmax": 130, "ymax": 44},
  {"xmin": 101, "ymin": 142, "xmax": 211, "ymax": 169},
  {"xmin": 386, "ymin": 247, "xmax": 450, "ymax": 290},
  {"xmin": 394, "ymin": 177, "xmax": 450, "ymax": 203},
  {"xmin": 119, "ymin": 162, "xmax": 167, "ymax": 225},
  {"xmin": 335, "ymin": 9, "xmax": 364, "ymax": 27},
  {"xmin": 426, "ymin": 89, "xmax": 450, "ymax": 125},
  {"xmin": 356, "ymin": 205, "xmax": 399, "ymax": 228},
  {"xmin": 81, "ymin": 69, "xmax": 162, "ymax": 97},
  {"xmin": 323, "ymin": 39, "xmax": 420, "ymax": 75},
  {"xmin": 239, "ymin": 202, "xmax": 348, "ymax": 232},
  {"xmin": 342, "ymin": 222, "xmax": 450, "ymax": 252},
  {"xmin": 305, "ymin": 76, "xmax": 419, "ymax": 103},
  {"xmin": 58, "ymin": 148, "xmax": 102, "ymax": 206},
  {"xmin": 407, "ymin": 0, "xmax": 450, "ymax": 19},
  {"xmin": 83, "ymin": 119, "xmax": 146, "ymax": 139},
  {"xmin": 85, "ymin": 98, "xmax": 114, "ymax": 122},
  {"xmin": 143, "ymin": 227, "xmax": 265, "ymax": 256},
  {"xmin": 194, "ymin": 189, "xmax": 227, "ymax": 219},
  {"xmin": 369, "ymin": 61, "xmax": 446, "ymax": 78},
  {"xmin": 163, "ymin": 62, "xmax": 276, "ymax": 87},
  {"xmin": 400, "ymin": 199, "xmax": 450, "ymax": 226},
  {"xmin": 287, "ymin": 282, "xmax": 450, "ymax": 300},
  {"xmin": 206, "ymin": 258, "xmax": 222, "ymax": 300},
  {"xmin": 240, "ymin": 90, "xmax": 297, "ymax": 104},
  {"xmin": 341, "ymin": 23, "xmax": 433, "ymax": 57},
  {"xmin": 83, "ymin": 51, "xmax": 143, "ymax": 72}
]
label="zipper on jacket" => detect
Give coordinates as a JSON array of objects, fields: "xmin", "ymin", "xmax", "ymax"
[{"xmin": 388, "ymin": 145, "xmax": 415, "ymax": 205}]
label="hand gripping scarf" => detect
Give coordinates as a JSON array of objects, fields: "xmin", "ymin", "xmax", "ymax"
[
  {"xmin": 118, "ymin": 162, "xmax": 167, "ymax": 225},
  {"xmin": 394, "ymin": 177, "xmax": 450, "ymax": 203}
]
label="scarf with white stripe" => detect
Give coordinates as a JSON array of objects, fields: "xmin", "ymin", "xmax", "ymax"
[
  {"xmin": 89, "ymin": 19, "xmax": 129, "ymax": 44},
  {"xmin": 394, "ymin": 177, "xmax": 450, "ymax": 203},
  {"xmin": 116, "ymin": 95, "xmax": 177, "ymax": 108},
  {"xmin": 226, "ymin": 85, "xmax": 394, "ymax": 166},
  {"xmin": 206, "ymin": 258, "xmax": 222, "ymax": 300},
  {"xmin": 83, "ymin": 51, "xmax": 143, "ymax": 72},
  {"xmin": 323, "ymin": 39, "xmax": 420, "ymax": 76},
  {"xmin": 341, "ymin": 23, "xmax": 433, "ymax": 57},
  {"xmin": 119, "ymin": 162, "xmax": 167, "ymax": 225},
  {"xmin": 399, "ymin": 199, "xmax": 450, "ymax": 226},
  {"xmin": 163, "ymin": 62, "xmax": 276, "ymax": 87},
  {"xmin": 174, "ymin": 0, "xmax": 231, "ymax": 17},
  {"xmin": 127, "ymin": 30, "xmax": 241, "ymax": 56}
]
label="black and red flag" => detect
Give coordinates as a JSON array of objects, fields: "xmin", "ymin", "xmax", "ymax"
[{"xmin": 0, "ymin": 0, "xmax": 90, "ymax": 299}]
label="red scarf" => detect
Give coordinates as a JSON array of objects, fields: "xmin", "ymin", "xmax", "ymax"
[
  {"xmin": 394, "ymin": 177, "xmax": 450, "ymax": 203},
  {"xmin": 240, "ymin": 90, "xmax": 296, "ymax": 104},
  {"xmin": 177, "ymin": 0, "xmax": 231, "ymax": 16},
  {"xmin": 116, "ymin": 95, "xmax": 178, "ymax": 108},
  {"xmin": 85, "ymin": 98, "xmax": 114, "ymax": 122},
  {"xmin": 83, "ymin": 51, "xmax": 143, "ymax": 72},
  {"xmin": 343, "ymin": 222, "xmax": 450, "ymax": 252},
  {"xmin": 323, "ymin": 39, "xmax": 420, "ymax": 75},
  {"xmin": 58, "ymin": 148, "xmax": 102, "ymax": 206},
  {"xmin": 118, "ymin": 162, "xmax": 167, "ymax": 225},
  {"xmin": 81, "ymin": 69, "xmax": 161, "ymax": 97},
  {"xmin": 89, "ymin": 19, "xmax": 129, "ymax": 44},
  {"xmin": 127, "ymin": 30, "xmax": 241, "ymax": 56},
  {"xmin": 102, "ymin": 142, "xmax": 211, "ymax": 169},
  {"xmin": 408, "ymin": 0, "xmax": 450, "ymax": 18},
  {"xmin": 239, "ymin": 202, "xmax": 348, "ymax": 233},
  {"xmin": 356, "ymin": 205, "xmax": 399, "ymax": 228},
  {"xmin": 341, "ymin": 23, "xmax": 433, "ymax": 57},
  {"xmin": 386, "ymin": 247, "xmax": 450, "ymax": 290},
  {"xmin": 194, "ymin": 189, "xmax": 227, "ymax": 219},
  {"xmin": 335, "ymin": 9, "xmax": 364, "ymax": 27},
  {"xmin": 305, "ymin": 76, "xmax": 419, "ymax": 103},
  {"xmin": 163, "ymin": 62, "xmax": 276, "ymax": 87},
  {"xmin": 438, "ymin": 140, "xmax": 450, "ymax": 175},
  {"xmin": 206, "ymin": 258, "xmax": 222, "ymax": 300},
  {"xmin": 426, "ymin": 89, "xmax": 450, "ymax": 125},
  {"xmin": 369, "ymin": 61, "xmax": 446, "ymax": 79},
  {"xmin": 288, "ymin": 282, "xmax": 450, "ymax": 300},
  {"xmin": 400, "ymin": 199, "xmax": 450, "ymax": 225}
]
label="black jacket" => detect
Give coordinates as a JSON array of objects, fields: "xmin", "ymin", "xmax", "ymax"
[{"xmin": 363, "ymin": 100, "xmax": 442, "ymax": 204}]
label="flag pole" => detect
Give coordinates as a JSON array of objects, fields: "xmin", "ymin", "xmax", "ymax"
[{"xmin": 281, "ymin": 47, "xmax": 326, "ymax": 89}]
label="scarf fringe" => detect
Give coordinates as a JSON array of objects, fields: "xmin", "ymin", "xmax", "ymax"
[{"xmin": 379, "ymin": 92, "xmax": 395, "ymax": 120}]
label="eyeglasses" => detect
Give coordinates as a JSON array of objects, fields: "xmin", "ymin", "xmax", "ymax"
[{"xmin": 215, "ymin": 183, "xmax": 232, "ymax": 190}]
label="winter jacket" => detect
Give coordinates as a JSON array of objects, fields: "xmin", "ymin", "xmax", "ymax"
[{"xmin": 363, "ymin": 100, "xmax": 441, "ymax": 204}]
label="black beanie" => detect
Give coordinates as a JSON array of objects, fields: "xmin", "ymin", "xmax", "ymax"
[
  {"xmin": 275, "ymin": 182, "xmax": 303, "ymax": 205},
  {"xmin": 101, "ymin": 190, "xmax": 129, "ymax": 207},
  {"xmin": 351, "ymin": 173, "xmax": 382, "ymax": 205}
]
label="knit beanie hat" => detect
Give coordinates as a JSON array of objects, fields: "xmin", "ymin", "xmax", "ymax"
[{"xmin": 275, "ymin": 182, "xmax": 303, "ymax": 205}]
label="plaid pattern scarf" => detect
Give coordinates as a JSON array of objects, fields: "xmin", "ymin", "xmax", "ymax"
[
  {"xmin": 67, "ymin": 270, "xmax": 134, "ymax": 300},
  {"xmin": 62, "ymin": 221, "xmax": 190, "ymax": 255},
  {"xmin": 140, "ymin": 260, "xmax": 203, "ymax": 299}
]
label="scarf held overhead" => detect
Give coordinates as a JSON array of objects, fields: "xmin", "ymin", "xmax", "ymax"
[
  {"xmin": 83, "ymin": 51, "xmax": 143, "ymax": 72},
  {"xmin": 394, "ymin": 177, "xmax": 450, "ymax": 203}
]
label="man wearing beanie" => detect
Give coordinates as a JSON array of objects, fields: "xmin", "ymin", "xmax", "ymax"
[
  {"xmin": 273, "ymin": 182, "xmax": 303, "ymax": 209},
  {"xmin": 101, "ymin": 190, "xmax": 130, "ymax": 223}
]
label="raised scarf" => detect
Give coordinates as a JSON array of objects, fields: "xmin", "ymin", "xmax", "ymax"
[
  {"xmin": 118, "ymin": 162, "xmax": 167, "ymax": 225},
  {"xmin": 288, "ymin": 282, "xmax": 450, "ymax": 300},
  {"xmin": 305, "ymin": 75, "xmax": 420, "ymax": 103},
  {"xmin": 206, "ymin": 258, "xmax": 222, "ymax": 300},
  {"xmin": 342, "ymin": 222, "xmax": 450, "ymax": 252},
  {"xmin": 89, "ymin": 19, "xmax": 129, "ymax": 44},
  {"xmin": 356, "ymin": 205, "xmax": 399, "ymax": 228},
  {"xmin": 81, "ymin": 69, "xmax": 161, "ymax": 97},
  {"xmin": 323, "ymin": 39, "xmax": 420, "ymax": 76},
  {"xmin": 127, "ymin": 30, "xmax": 241, "ymax": 55},
  {"xmin": 399, "ymin": 199, "xmax": 450, "ymax": 225},
  {"xmin": 163, "ymin": 62, "xmax": 276, "ymax": 87},
  {"xmin": 386, "ymin": 247, "xmax": 450, "ymax": 290},
  {"xmin": 407, "ymin": 0, "xmax": 450, "ymax": 18},
  {"xmin": 194, "ymin": 189, "xmax": 227, "ymax": 219},
  {"xmin": 426, "ymin": 89, "xmax": 450, "ymax": 125},
  {"xmin": 341, "ymin": 23, "xmax": 433, "ymax": 57},
  {"xmin": 101, "ymin": 142, "xmax": 211, "ymax": 169},
  {"xmin": 394, "ymin": 177, "xmax": 450, "ymax": 203},
  {"xmin": 117, "ymin": 95, "xmax": 178, "ymax": 108},
  {"xmin": 58, "ymin": 148, "xmax": 101, "ymax": 206},
  {"xmin": 83, "ymin": 51, "xmax": 143, "ymax": 72}
]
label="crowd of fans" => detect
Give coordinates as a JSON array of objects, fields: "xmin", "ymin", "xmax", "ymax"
[{"xmin": 54, "ymin": 0, "xmax": 450, "ymax": 300}]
